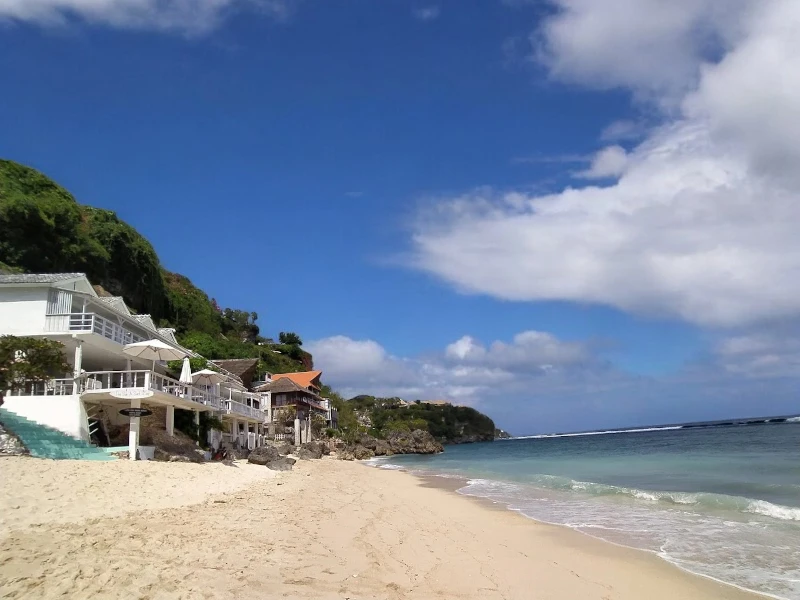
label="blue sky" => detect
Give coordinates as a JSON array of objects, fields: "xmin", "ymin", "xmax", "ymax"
[{"xmin": 2, "ymin": 0, "xmax": 799, "ymax": 433}]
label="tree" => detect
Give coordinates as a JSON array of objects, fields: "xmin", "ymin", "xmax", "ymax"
[
  {"xmin": 278, "ymin": 331, "xmax": 303, "ymax": 346},
  {"xmin": 0, "ymin": 336, "xmax": 70, "ymax": 405}
]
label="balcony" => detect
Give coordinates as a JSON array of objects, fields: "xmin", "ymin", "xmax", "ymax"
[
  {"xmin": 224, "ymin": 400, "xmax": 265, "ymax": 422},
  {"xmin": 8, "ymin": 378, "xmax": 76, "ymax": 397},
  {"xmin": 45, "ymin": 313, "xmax": 145, "ymax": 346},
  {"xmin": 80, "ymin": 370, "xmax": 211, "ymax": 411}
]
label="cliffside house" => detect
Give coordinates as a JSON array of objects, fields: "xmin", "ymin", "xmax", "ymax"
[
  {"xmin": 255, "ymin": 370, "xmax": 338, "ymax": 434},
  {"xmin": 209, "ymin": 358, "xmax": 271, "ymax": 450},
  {"xmin": 0, "ymin": 273, "xmax": 267, "ymax": 459}
]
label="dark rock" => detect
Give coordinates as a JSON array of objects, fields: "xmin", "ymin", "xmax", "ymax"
[
  {"xmin": 352, "ymin": 445, "xmax": 375, "ymax": 460},
  {"xmin": 297, "ymin": 441, "xmax": 325, "ymax": 459},
  {"xmin": 248, "ymin": 446, "xmax": 281, "ymax": 465},
  {"xmin": 373, "ymin": 439, "xmax": 393, "ymax": 456},
  {"xmin": 494, "ymin": 428, "xmax": 512, "ymax": 440},
  {"xmin": 266, "ymin": 457, "xmax": 296, "ymax": 471},
  {"xmin": 275, "ymin": 442, "xmax": 293, "ymax": 456}
]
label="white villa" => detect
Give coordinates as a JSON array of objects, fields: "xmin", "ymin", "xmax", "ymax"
[{"xmin": 0, "ymin": 273, "xmax": 269, "ymax": 459}]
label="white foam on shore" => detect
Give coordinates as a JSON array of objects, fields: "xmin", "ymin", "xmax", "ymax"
[{"xmin": 449, "ymin": 476, "xmax": 800, "ymax": 600}]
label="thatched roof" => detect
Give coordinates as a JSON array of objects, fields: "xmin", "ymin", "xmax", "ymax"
[{"xmin": 211, "ymin": 358, "xmax": 260, "ymax": 388}]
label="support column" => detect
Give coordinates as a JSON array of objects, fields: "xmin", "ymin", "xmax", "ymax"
[
  {"xmin": 73, "ymin": 339, "xmax": 83, "ymax": 380},
  {"xmin": 194, "ymin": 410, "xmax": 200, "ymax": 446},
  {"xmin": 294, "ymin": 417, "xmax": 301, "ymax": 446},
  {"xmin": 166, "ymin": 405, "xmax": 175, "ymax": 437},
  {"xmin": 306, "ymin": 417, "xmax": 312, "ymax": 442},
  {"xmin": 129, "ymin": 398, "xmax": 141, "ymax": 461}
]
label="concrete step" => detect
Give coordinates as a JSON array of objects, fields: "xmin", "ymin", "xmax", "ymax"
[{"xmin": 0, "ymin": 408, "xmax": 115, "ymax": 461}]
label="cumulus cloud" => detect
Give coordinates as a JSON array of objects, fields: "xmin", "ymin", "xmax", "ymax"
[
  {"xmin": 0, "ymin": 0, "xmax": 293, "ymax": 34},
  {"xmin": 308, "ymin": 331, "xmax": 800, "ymax": 433},
  {"xmin": 715, "ymin": 331, "xmax": 800, "ymax": 378},
  {"xmin": 410, "ymin": 0, "xmax": 800, "ymax": 328},
  {"xmin": 574, "ymin": 145, "xmax": 628, "ymax": 179},
  {"xmin": 412, "ymin": 5, "xmax": 440, "ymax": 22},
  {"xmin": 307, "ymin": 330, "xmax": 591, "ymax": 406}
]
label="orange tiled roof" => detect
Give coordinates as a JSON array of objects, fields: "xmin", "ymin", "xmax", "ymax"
[{"xmin": 271, "ymin": 370, "xmax": 322, "ymax": 390}]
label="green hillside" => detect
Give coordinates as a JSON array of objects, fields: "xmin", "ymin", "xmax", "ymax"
[{"xmin": 0, "ymin": 159, "xmax": 308, "ymax": 375}]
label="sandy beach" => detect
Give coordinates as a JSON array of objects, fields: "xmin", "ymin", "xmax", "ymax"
[{"xmin": 0, "ymin": 456, "xmax": 764, "ymax": 600}]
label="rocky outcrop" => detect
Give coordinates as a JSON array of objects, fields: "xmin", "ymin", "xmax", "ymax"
[
  {"xmin": 295, "ymin": 441, "xmax": 329, "ymax": 460},
  {"xmin": 248, "ymin": 446, "xmax": 281, "ymax": 465},
  {"xmin": 248, "ymin": 445, "xmax": 298, "ymax": 470},
  {"xmin": 339, "ymin": 429, "xmax": 443, "ymax": 460},
  {"xmin": 0, "ymin": 423, "xmax": 27, "ymax": 456},
  {"xmin": 267, "ymin": 457, "xmax": 296, "ymax": 471},
  {"xmin": 494, "ymin": 428, "xmax": 512, "ymax": 440}
]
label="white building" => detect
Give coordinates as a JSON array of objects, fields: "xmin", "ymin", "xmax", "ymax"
[{"xmin": 0, "ymin": 273, "xmax": 267, "ymax": 459}]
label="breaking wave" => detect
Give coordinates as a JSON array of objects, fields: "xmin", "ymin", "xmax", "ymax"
[{"xmin": 463, "ymin": 475, "xmax": 800, "ymax": 522}]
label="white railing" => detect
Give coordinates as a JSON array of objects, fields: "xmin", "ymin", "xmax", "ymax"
[
  {"xmin": 224, "ymin": 400, "xmax": 265, "ymax": 421},
  {"xmin": 80, "ymin": 370, "xmax": 207, "ymax": 407},
  {"xmin": 8, "ymin": 378, "xmax": 76, "ymax": 397},
  {"xmin": 45, "ymin": 313, "xmax": 145, "ymax": 346}
]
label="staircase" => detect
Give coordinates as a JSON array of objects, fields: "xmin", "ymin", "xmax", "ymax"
[{"xmin": 0, "ymin": 408, "xmax": 115, "ymax": 461}]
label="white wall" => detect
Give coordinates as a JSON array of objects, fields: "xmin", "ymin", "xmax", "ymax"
[
  {"xmin": 0, "ymin": 287, "xmax": 48, "ymax": 335},
  {"xmin": 2, "ymin": 395, "xmax": 86, "ymax": 440}
]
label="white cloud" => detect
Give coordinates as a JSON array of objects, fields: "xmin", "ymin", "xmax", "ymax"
[
  {"xmin": 715, "ymin": 331, "xmax": 800, "ymax": 378},
  {"xmin": 410, "ymin": 0, "xmax": 800, "ymax": 328},
  {"xmin": 308, "ymin": 331, "xmax": 800, "ymax": 433},
  {"xmin": 575, "ymin": 145, "xmax": 628, "ymax": 179},
  {"xmin": 308, "ymin": 330, "xmax": 589, "ymax": 405},
  {"xmin": 535, "ymin": 0, "xmax": 753, "ymax": 103},
  {"xmin": 0, "ymin": 0, "xmax": 293, "ymax": 34},
  {"xmin": 600, "ymin": 119, "xmax": 648, "ymax": 142},
  {"xmin": 412, "ymin": 5, "xmax": 440, "ymax": 22}
]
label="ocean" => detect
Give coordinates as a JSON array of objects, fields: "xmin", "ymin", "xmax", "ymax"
[{"xmin": 369, "ymin": 416, "xmax": 800, "ymax": 599}]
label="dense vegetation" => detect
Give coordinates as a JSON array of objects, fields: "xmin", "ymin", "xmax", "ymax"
[
  {"xmin": 0, "ymin": 336, "xmax": 71, "ymax": 403},
  {"xmin": 327, "ymin": 390, "xmax": 498, "ymax": 444},
  {"xmin": 0, "ymin": 159, "xmax": 309, "ymax": 376},
  {"xmin": 0, "ymin": 160, "xmax": 503, "ymax": 442}
]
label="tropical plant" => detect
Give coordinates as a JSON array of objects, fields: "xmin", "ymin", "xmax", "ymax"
[
  {"xmin": 0, "ymin": 336, "xmax": 71, "ymax": 404},
  {"xmin": 278, "ymin": 331, "xmax": 303, "ymax": 346}
]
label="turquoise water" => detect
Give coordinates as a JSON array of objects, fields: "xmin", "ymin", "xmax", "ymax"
[{"xmin": 372, "ymin": 418, "xmax": 800, "ymax": 599}]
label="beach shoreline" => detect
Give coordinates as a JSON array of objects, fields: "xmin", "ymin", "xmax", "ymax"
[
  {"xmin": 0, "ymin": 455, "xmax": 769, "ymax": 599},
  {"xmin": 407, "ymin": 468, "xmax": 781, "ymax": 600}
]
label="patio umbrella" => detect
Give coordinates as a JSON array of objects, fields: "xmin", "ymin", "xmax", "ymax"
[
  {"xmin": 179, "ymin": 357, "xmax": 193, "ymax": 385},
  {"xmin": 123, "ymin": 339, "xmax": 188, "ymax": 371},
  {"xmin": 191, "ymin": 369, "xmax": 226, "ymax": 386}
]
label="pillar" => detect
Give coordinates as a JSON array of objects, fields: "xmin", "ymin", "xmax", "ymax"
[
  {"xmin": 166, "ymin": 405, "xmax": 175, "ymax": 436},
  {"xmin": 306, "ymin": 417, "xmax": 312, "ymax": 442},
  {"xmin": 73, "ymin": 339, "xmax": 83, "ymax": 379},
  {"xmin": 194, "ymin": 410, "xmax": 200, "ymax": 446},
  {"xmin": 129, "ymin": 398, "xmax": 141, "ymax": 461},
  {"xmin": 294, "ymin": 417, "xmax": 301, "ymax": 446}
]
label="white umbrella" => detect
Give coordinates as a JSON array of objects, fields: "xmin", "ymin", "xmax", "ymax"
[
  {"xmin": 123, "ymin": 339, "xmax": 188, "ymax": 371},
  {"xmin": 179, "ymin": 358, "xmax": 193, "ymax": 385},
  {"xmin": 191, "ymin": 369, "xmax": 226, "ymax": 386}
]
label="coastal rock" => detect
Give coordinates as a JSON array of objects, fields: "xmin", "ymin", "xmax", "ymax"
[
  {"xmin": 265, "ymin": 440, "xmax": 294, "ymax": 456},
  {"xmin": 338, "ymin": 429, "xmax": 442, "ymax": 460},
  {"xmin": 266, "ymin": 457, "xmax": 296, "ymax": 471},
  {"xmin": 352, "ymin": 445, "xmax": 375, "ymax": 460},
  {"xmin": 0, "ymin": 423, "xmax": 27, "ymax": 456},
  {"xmin": 248, "ymin": 446, "xmax": 281, "ymax": 465},
  {"xmin": 374, "ymin": 440, "xmax": 393, "ymax": 456},
  {"xmin": 296, "ymin": 441, "xmax": 324, "ymax": 460},
  {"xmin": 338, "ymin": 450, "xmax": 355, "ymax": 461},
  {"xmin": 386, "ymin": 429, "xmax": 443, "ymax": 455}
]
